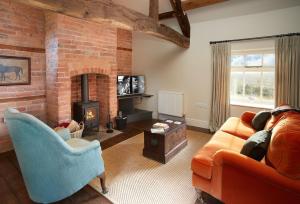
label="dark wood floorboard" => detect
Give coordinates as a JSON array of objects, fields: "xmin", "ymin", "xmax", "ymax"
[{"xmin": 0, "ymin": 151, "xmax": 112, "ymax": 204}]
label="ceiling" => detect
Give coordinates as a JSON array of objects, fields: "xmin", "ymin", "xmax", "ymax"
[{"xmin": 112, "ymin": 0, "xmax": 300, "ymax": 23}]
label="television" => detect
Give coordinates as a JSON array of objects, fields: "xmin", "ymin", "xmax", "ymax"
[
  {"xmin": 131, "ymin": 75, "xmax": 145, "ymax": 94},
  {"xmin": 117, "ymin": 75, "xmax": 145, "ymax": 96},
  {"xmin": 117, "ymin": 75, "xmax": 131, "ymax": 96}
]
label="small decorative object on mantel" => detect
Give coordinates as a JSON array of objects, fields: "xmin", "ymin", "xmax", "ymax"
[
  {"xmin": 0, "ymin": 55, "xmax": 31, "ymax": 85},
  {"xmin": 54, "ymin": 120, "xmax": 84, "ymax": 138}
]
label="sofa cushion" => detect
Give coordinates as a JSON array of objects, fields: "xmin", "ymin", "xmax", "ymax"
[
  {"xmin": 240, "ymin": 130, "xmax": 272, "ymax": 161},
  {"xmin": 264, "ymin": 112, "xmax": 286, "ymax": 130},
  {"xmin": 271, "ymin": 104, "xmax": 292, "ymax": 116},
  {"xmin": 266, "ymin": 112, "xmax": 300, "ymax": 179},
  {"xmin": 252, "ymin": 111, "xmax": 271, "ymax": 131},
  {"xmin": 220, "ymin": 117, "xmax": 255, "ymax": 139},
  {"xmin": 191, "ymin": 131, "xmax": 245, "ymax": 179},
  {"xmin": 240, "ymin": 111, "xmax": 256, "ymax": 124}
]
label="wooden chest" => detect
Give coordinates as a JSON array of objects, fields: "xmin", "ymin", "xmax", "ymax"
[{"xmin": 143, "ymin": 122, "xmax": 187, "ymax": 164}]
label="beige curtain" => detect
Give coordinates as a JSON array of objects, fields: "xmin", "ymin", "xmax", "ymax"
[
  {"xmin": 275, "ymin": 35, "xmax": 300, "ymax": 108},
  {"xmin": 209, "ymin": 43, "xmax": 231, "ymax": 132}
]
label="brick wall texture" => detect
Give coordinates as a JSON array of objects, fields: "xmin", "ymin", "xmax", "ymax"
[
  {"xmin": 117, "ymin": 29, "xmax": 132, "ymax": 75},
  {"xmin": 0, "ymin": 0, "xmax": 132, "ymax": 142},
  {"xmin": 45, "ymin": 12, "xmax": 119, "ymax": 126},
  {"xmin": 0, "ymin": 0, "xmax": 46, "ymax": 139}
]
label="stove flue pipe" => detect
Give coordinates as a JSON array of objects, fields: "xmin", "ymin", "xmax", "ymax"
[{"xmin": 81, "ymin": 74, "xmax": 89, "ymax": 103}]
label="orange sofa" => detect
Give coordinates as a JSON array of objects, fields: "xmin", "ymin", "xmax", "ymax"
[{"xmin": 191, "ymin": 111, "xmax": 300, "ymax": 204}]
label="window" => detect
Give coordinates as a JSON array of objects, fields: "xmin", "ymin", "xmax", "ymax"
[{"xmin": 230, "ymin": 50, "xmax": 275, "ymax": 109}]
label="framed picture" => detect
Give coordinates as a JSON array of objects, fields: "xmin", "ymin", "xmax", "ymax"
[{"xmin": 0, "ymin": 55, "xmax": 31, "ymax": 85}]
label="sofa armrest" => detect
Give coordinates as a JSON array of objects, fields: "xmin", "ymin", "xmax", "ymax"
[
  {"xmin": 240, "ymin": 111, "xmax": 256, "ymax": 125},
  {"xmin": 212, "ymin": 150, "xmax": 300, "ymax": 203}
]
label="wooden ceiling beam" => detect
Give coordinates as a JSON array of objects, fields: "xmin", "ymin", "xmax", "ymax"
[
  {"xmin": 13, "ymin": 0, "xmax": 190, "ymax": 48},
  {"xmin": 159, "ymin": 0, "xmax": 228, "ymax": 20},
  {"xmin": 169, "ymin": 0, "xmax": 190, "ymax": 38},
  {"xmin": 159, "ymin": 11, "xmax": 176, "ymax": 19},
  {"xmin": 149, "ymin": 0, "xmax": 159, "ymax": 22}
]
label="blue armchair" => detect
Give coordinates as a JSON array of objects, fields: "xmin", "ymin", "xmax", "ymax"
[{"xmin": 4, "ymin": 108, "xmax": 107, "ymax": 203}]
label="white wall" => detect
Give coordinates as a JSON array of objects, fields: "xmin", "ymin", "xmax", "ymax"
[{"xmin": 132, "ymin": 6, "xmax": 300, "ymax": 128}]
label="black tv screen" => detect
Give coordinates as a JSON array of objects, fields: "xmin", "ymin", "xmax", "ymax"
[
  {"xmin": 131, "ymin": 76, "xmax": 145, "ymax": 94},
  {"xmin": 117, "ymin": 76, "xmax": 131, "ymax": 96}
]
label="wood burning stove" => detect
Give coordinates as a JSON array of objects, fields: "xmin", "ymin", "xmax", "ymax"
[{"xmin": 73, "ymin": 74, "xmax": 99, "ymax": 134}]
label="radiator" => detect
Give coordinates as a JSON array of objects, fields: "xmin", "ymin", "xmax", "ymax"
[{"xmin": 158, "ymin": 91, "xmax": 184, "ymax": 117}]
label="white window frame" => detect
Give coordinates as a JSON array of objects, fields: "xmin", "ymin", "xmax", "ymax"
[{"xmin": 230, "ymin": 49, "xmax": 275, "ymax": 109}]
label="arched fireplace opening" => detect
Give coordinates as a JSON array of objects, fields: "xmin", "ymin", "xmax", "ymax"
[
  {"xmin": 71, "ymin": 73, "xmax": 110, "ymax": 135},
  {"xmin": 73, "ymin": 74, "xmax": 99, "ymax": 133}
]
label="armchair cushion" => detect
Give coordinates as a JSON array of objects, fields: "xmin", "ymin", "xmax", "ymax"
[
  {"xmin": 56, "ymin": 128, "xmax": 71, "ymax": 141},
  {"xmin": 66, "ymin": 138, "xmax": 102, "ymax": 155}
]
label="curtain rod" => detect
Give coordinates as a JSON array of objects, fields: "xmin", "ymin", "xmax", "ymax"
[{"xmin": 209, "ymin": 32, "xmax": 300, "ymax": 44}]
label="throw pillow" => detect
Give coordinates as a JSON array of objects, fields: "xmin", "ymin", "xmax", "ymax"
[
  {"xmin": 240, "ymin": 130, "xmax": 272, "ymax": 161},
  {"xmin": 271, "ymin": 105, "xmax": 292, "ymax": 116},
  {"xmin": 252, "ymin": 111, "xmax": 272, "ymax": 131}
]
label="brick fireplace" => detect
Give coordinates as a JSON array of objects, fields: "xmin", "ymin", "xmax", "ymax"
[
  {"xmin": 44, "ymin": 13, "xmax": 130, "ymax": 127},
  {"xmin": 0, "ymin": 0, "xmax": 132, "ymax": 151}
]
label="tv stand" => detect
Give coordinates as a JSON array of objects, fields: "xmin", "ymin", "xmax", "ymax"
[
  {"xmin": 117, "ymin": 94, "xmax": 153, "ymax": 100},
  {"xmin": 126, "ymin": 109, "xmax": 152, "ymax": 123},
  {"xmin": 118, "ymin": 96, "xmax": 152, "ymax": 123}
]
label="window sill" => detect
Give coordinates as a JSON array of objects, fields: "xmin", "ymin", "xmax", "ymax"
[{"xmin": 230, "ymin": 102, "xmax": 274, "ymax": 110}]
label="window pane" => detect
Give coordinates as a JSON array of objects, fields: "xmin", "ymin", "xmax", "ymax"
[
  {"xmin": 230, "ymin": 50, "xmax": 275, "ymax": 108},
  {"xmin": 245, "ymin": 54, "xmax": 263, "ymax": 67},
  {"xmin": 262, "ymin": 72, "xmax": 275, "ymax": 100},
  {"xmin": 230, "ymin": 72, "xmax": 243, "ymax": 96},
  {"xmin": 244, "ymin": 72, "xmax": 261, "ymax": 102},
  {"xmin": 231, "ymin": 55, "xmax": 244, "ymax": 67},
  {"xmin": 263, "ymin": 54, "xmax": 275, "ymax": 66}
]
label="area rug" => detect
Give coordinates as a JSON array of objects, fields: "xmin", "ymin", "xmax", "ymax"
[{"xmin": 89, "ymin": 130, "xmax": 212, "ymax": 204}]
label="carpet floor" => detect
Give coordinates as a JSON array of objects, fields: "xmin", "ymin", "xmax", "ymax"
[{"xmin": 89, "ymin": 130, "xmax": 212, "ymax": 204}]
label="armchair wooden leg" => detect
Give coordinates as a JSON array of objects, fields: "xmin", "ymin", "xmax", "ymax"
[{"xmin": 99, "ymin": 172, "xmax": 108, "ymax": 194}]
